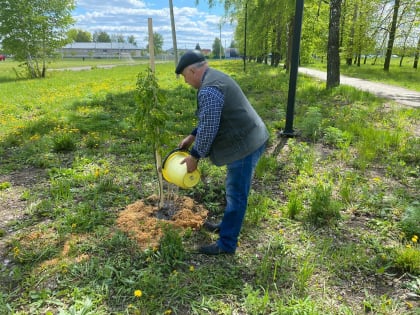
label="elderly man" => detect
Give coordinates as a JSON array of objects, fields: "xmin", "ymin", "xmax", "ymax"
[{"xmin": 176, "ymin": 50, "xmax": 269, "ymax": 255}]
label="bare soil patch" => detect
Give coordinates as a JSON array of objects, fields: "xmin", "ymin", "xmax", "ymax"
[
  {"xmin": 116, "ymin": 195, "xmax": 208, "ymax": 250},
  {"xmin": 0, "ymin": 168, "xmax": 47, "ymax": 261}
]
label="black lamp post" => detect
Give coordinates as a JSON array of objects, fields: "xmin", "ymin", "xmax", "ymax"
[{"xmin": 281, "ymin": 0, "xmax": 304, "ymax": 137}]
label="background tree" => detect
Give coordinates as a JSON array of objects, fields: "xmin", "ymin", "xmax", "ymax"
[
  {"xmin": 111, "ymin": 33, "xmax": 125, "ymax": 43},
  {"xmin": 145, "ymin": 32, "xmax": 164, "ymax": 55},
  {"xmin": 76, "ymin": 30, "xmax": 92, "ymax": 42},
  {"xmin": 93, "ymin": 31, "xmax": 111, "ymax": 43},
  {"xmin": 414, "ymin": 37, "xmax": 420, "ymax": 69},
  {"xmin": 327, "ymin": 0, "xmax": 342, "ymax": 89},
  {"xmin": 67, "ymin": 29, "xmax": 92, "ymax": 42},
  {"xmin": 199, "ymin": 0, "xmax": 418, "ymax": 79},
  {"xmin": 212, "ymin": 37, "xmax": 223, "ymax": 58},
  {"xmin": 384, "ymin": 0, "xmax": 401, "ymax": 71},
  {"xmin": 0, "ymin": 0, "xmax": 75, "ymax": 78},
  {"xmin": 127, "ymin": 35, "xmax": 137, "ymax": 46},
  {"xmin": 195, "ymin": 43, "xmax": 202, "ymax": 50}
]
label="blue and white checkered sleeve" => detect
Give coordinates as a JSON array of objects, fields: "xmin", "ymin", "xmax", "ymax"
[{"xmin": 191, "ymin": 86, "xmax": 224, "ymax": 158}]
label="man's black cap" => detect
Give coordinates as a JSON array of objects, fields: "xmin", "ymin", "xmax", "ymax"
[{"xmin": 175, "ymin": 50, "xmax": 205, "ymax": 74}]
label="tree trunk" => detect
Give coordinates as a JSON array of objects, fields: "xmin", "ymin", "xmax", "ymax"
[
  {"xmin": 399, "ymin": 55, "xmax": 404, "ymax": 67},
  {"xmin": 413, "ymin": 37, "xmax": 419, "ymax": 69},
  {"xmin": 327, "ymin": 0, "xmax": 342, "ymax": 89},
  {"xmin": 384, "ymin": 0, "xmax": 400, "ymax": 71},
  {"xmin": 271, "ymin": 25, "xmax": 281, "ymax": 67},
  {"xmin": 285, "ymin": 17, "xmax": 294, "ymax": 72},
  {"xmin": 346, "ymin": 3, "xmax": 358, "ymax": 66}
]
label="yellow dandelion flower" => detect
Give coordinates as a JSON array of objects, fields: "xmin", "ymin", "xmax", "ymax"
[
  {"xmin": 13, "ymin": 247, "xmax": 20, "ymax": 258},
  {"xmin": 71, "ymin": 223, "xmax": 77, "ymax": 229},
  {"xmin": 189, "ymin": 265, "xmax": 195, "ymax": 272},
  {"xmin": 412, "ymin": 235, "xmax": 418, "ymax": 243},
  {"xmin": 405, "ymin": 301, "xmax": 413, "ymax": 309},
  {"xmin": 134, "ymin": 290, "xmax": 142, "ymax": 297},
  {"xmin": 164, "ymin": 310, "xmax": 172, "ymax": 315},
  {"xmin": 406, "ymin": 244, "xmax": 412, "ymax": 248}
]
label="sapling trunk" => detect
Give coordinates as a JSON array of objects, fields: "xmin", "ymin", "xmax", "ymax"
[{"xmin": 155, "ymin": 148, "xmax": 164, "ymax": 209}]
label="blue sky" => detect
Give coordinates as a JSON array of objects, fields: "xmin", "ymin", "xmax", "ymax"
[{"xmin": 73, "ymin": 0, "xmax": 236, "ymax": 51}]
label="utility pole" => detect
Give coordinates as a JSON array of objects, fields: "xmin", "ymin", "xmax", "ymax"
[
  {"xmin": 169, "ymin": 0, "xmax": 178, "ymax": 66},
  {"xmin": 219, "ymin": 22, "xmax": 222, "ymax": 60},
  {"xmin": 243, "ymin": 0, "xmax": 248, "ymax": 72}
]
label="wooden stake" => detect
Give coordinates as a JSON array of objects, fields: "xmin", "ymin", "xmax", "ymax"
[{"xmin": 148, "ymin": 17, "xmax": 155, "ymax": 73}]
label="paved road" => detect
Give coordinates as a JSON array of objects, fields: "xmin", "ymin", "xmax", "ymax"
[{"xmin": 299, "ymin": 67, "xmax": 420, "ymax": 108}]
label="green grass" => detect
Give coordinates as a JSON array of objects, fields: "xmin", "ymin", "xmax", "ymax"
[{"xmin": 0, "ymin": 58, "xmax": 419, "ymax": 314}]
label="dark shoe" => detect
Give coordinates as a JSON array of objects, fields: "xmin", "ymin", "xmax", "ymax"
[
  {"xmin": 198, "ymin": 243, "xmax": 233, "ymax": 255},
  {"xmin": 202, "ymin": 221, "xmax": 220, "ymax": 233}
]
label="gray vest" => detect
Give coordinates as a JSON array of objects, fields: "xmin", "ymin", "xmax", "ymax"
[{"xmin": 199, "ymin": 68, "xmax": 269, "ymax": 166}]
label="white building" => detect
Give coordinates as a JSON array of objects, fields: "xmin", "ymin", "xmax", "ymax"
[{"xmin": 59, "ymin": 42, "xmax": 143, "ymax": 59}]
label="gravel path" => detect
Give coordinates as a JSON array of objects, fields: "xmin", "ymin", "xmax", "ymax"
[{"xmin": 299, "ymin": 67, "xmax": 420, "ymax": 108}]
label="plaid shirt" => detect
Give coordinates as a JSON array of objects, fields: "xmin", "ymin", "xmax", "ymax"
[{"xmin": 190, "ymin": 86, "xmax": 224, "ymax": 159}]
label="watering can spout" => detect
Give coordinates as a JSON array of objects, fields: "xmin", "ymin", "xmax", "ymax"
[{"xmin": 162, "ymin": 149, "xmax": 200, "ymax": 189}]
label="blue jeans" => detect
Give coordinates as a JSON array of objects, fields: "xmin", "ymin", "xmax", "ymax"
[{"xmin": 217, "ymin": 143, "xmax": 266, "ymax": 253}]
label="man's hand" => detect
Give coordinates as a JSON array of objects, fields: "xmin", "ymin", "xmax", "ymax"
[
  {"xmin": 181, "ymin": 155, "xmax": 199, "ymax": 173},
  {"xmin": 178, "ymin": 134, "xmax": 195, "ymax": 150}
]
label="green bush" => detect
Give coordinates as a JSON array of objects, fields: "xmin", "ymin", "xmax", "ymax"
[
  {"xmin": 0, "ymin": 181, "xmax": 11, "ymax": 190},
  {"xmin": 52, "ymin": 127, "xmax": 78, "ymax": 152},
  {"xmin": 299, "ymin": 106, "xmax": 322, "ymax": 141},
  {"xmin": 157, "ymin": 224, "xmax": 186, "ymax": 272},
  {"xmin": 246, "ymin": 192, "xmax": 276, "ymax": 225},
  {"xmin": 285, "ymin": 190, "xmax": 304, "ymax": 219},
  {"xmin": 399, "ymin": 202, "xmax": 420, "ymax": 238},
  {"xmin": 393, "ymin": 246, "xmax": 420, "ymax": 275},
  {"xmin": 323, "ymin": 126, "xmax": 352, "ymax": 148},
  {"xmin": 306, "ymin": 182, "xmax": 341, "ymax": 227}
]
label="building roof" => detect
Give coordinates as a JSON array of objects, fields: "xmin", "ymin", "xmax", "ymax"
[{"xmin": 63, "ymin": 42, "xmax": 139, "ymax": 50}]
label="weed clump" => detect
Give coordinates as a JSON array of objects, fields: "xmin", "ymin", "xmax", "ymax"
[
  {"xmin": 399, "ymin": 202, "xmax": 420, "ymax": 238},
  {"xmin": 306, "ymin": 181, "xmax": 341, "ymax": 227}
]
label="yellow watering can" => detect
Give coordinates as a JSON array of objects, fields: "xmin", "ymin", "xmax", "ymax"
[{"xmin": 162, "ymin": 149, "xmax": 200, "ymax": 189}]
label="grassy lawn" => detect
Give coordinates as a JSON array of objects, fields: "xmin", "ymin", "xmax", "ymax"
[{"xmin": 0, "ymin": 59, "xmax": 419, "ymax": 314}]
